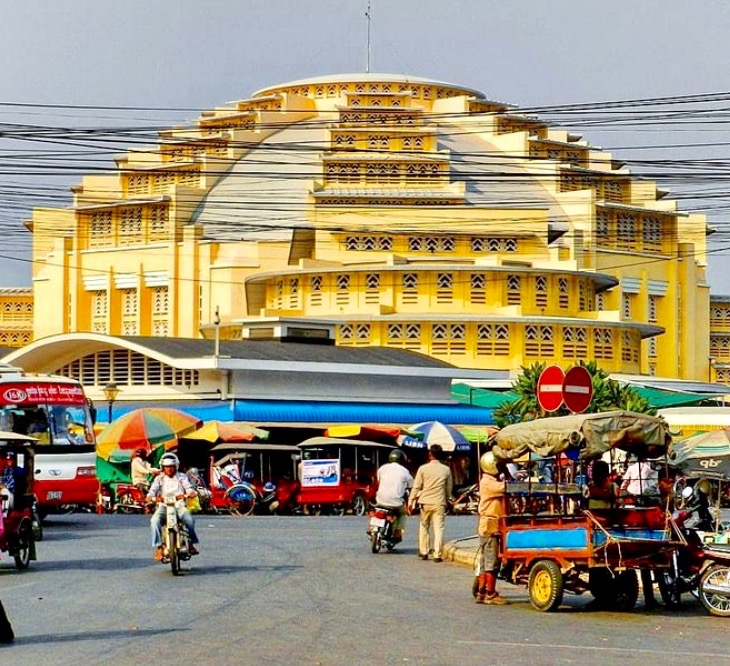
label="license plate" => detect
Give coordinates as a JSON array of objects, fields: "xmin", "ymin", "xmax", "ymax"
[
  {"xmin": 369, "ymin": 517, "xmax": 385, "ymax": 528},
  {"xmin": 47, "ymin": 491, "xmax": 63, "ymax": 500}
]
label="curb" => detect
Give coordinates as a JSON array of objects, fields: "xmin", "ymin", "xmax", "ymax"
[{"xmin": 443, "ymin": 537, "xmax": 479, "ymax": 569}]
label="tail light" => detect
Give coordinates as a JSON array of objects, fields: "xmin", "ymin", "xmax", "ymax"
[
  {"xmin": 77, "ymin": 466, "xmax": 97, "ymax": 477},
  {"xmin": 374, "ymin": 510, "xmax": 387, "ymax": 520}
]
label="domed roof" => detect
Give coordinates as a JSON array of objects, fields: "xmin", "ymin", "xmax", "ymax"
[{"xmin": 253, "ymin": 73, "xmax": 486, "ymax": 100}]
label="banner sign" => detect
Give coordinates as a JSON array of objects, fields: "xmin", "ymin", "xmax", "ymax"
[
  {"xmin": 301, "ymin": 458, "xmax": 340, "ymax": 487},
  {"xmin": 0, "ymin": 382, "xmax": 87, "ymax": 406}
]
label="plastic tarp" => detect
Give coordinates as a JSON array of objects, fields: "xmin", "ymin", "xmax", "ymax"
[{"xmin": 492, "ymin": 410, "xmax": 671, "ymax": 462}]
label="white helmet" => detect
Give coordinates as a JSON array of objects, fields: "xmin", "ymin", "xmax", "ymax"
[
  {"xmin": 480, "ymin": 452, "xmax": 499, "ymax": 476},
  {"xmin": 160, "ymin": 452, "xmax": 179, "ymax": 470}
]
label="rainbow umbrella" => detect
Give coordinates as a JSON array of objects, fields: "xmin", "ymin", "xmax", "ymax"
[{"xmin": 96, "ymin": 408, "xmax": 203, "ymax": 462}]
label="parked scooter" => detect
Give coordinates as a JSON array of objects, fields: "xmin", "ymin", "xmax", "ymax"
[
  {"xmin": 367, "ymin": 505, "xmax": 402, "ymax": 553},
  {"xmin": 659, "ymin": 481, "xmax": 730, "ymax": 616},
  {"xmin": 114, "ymin": 483, "xmax": 149, "ymax": 514}
]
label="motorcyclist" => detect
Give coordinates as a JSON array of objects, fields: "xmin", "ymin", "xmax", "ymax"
[
  {"xmin": 374, "ymin": 449, "xmax": 413, "ymax": 540},
  {"xmin": 147, "ymin": 453, "xmax": 200, "ymax": 561}
]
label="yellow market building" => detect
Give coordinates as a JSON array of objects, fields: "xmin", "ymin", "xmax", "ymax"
[{"xmin": 26, "ymin": 74, "xmax": 712, "ymax": 379}]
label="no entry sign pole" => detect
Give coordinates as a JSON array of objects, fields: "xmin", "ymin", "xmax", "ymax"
[{"xmin": 536, "ymin": 365, "xmax": 566, "ymax": 412}]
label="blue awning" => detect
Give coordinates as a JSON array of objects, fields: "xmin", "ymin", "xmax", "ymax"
[{"xmin": 110, "ymin": 399, "xmax": 494, "ymax": 426}]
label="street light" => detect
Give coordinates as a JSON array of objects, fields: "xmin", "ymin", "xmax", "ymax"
[{"xmin": 103, "ymin": 381, "xmax": 119, "ymax": 423}]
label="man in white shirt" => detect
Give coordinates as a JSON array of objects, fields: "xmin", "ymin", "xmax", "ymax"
[
  {"xmin": 375, "ymin": 449, "xmax": 413, "ymax": 539},
  {"xmin": 620, "ymin": 458, "xmax": 659, "ymax": 499}
]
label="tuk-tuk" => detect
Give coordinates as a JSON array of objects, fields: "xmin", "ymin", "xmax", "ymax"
[
  {"xmin": 491, "ymin": 410, "xmax": 679, "ymax": 612},
  {"xmin": 208, "ymin": 443, "xmax": 300, "ymax": 516},
  {"xmin": 297, "ymin": 437, "xmax": 396, "ymax": 516},
  {"xmin": 0, "ymin": 431, "xmax": 38, "ymax": 569}
]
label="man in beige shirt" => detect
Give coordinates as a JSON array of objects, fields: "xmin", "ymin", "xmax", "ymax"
[{"xmin": 409, "ymin": 444, "xmax": 453, "ymax": 562}]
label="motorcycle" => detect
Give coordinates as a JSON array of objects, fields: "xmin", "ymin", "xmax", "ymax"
[
  {"xmin": 659, "ymin": 483, "xmax": 730, "ymax": 616},
  {"xmin": 114, "ymin": 483, "xmax": 149, "ymax": 514},
  {"xmin": 367, "ymin": 505, "xmax": 402, "ymax": 553},
  {"xmin": 450, "ymin": 484, "xmax": 479, "ymax": 515},
  {"xmin": 159, "ymin": 494, "xmax": 193, "ymax": 576}
]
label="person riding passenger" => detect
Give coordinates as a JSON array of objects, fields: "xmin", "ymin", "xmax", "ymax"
[{"xmin": 147, "ymin": 453, "xmax": 200, "ymax": 561}]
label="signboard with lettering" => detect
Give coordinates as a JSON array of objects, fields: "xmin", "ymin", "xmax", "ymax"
[{"xmin": 0, "ymin": 382, "xmax": 87, "ymax": 406}]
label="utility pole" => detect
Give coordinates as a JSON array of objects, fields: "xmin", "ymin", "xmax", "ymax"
[
  {"xmin": 365, "ymin": 0, "xmax": 371, "ymax": 73},
  {"xmin": 214, "ymin": 306, "xmax": 220, "ymax": 360}
]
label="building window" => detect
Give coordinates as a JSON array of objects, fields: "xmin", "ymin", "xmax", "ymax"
[
  {"xmin": 336, "ymin": 274, "xmax": 350, "ymax": 306},
  {"xmin": 470, "ymin": 273, "xmax": 486, "ymax": 304},
  {"xmin": 309, "ymin": 275, "xmax": 323, "ymax": 307},
  {"xmin": 89, "ymin": 211, "xmax": 112, "ymax": 248},
  {"xmin": 365, "ymin": 273, "xmax": 380, "ymax": 304},
  {"xmin": 596, "ymin": 292, "xmax": 606, "ymax": 311},
  {"xmin": 386, "ymin": 322, "xmax": 421, "ymax": 350},
  {"xmin": 648, "ymin": 295, "xmax": 658, "ymax": 323},
  {"xmin": 149, "ymin": 206, "xmax": 168, "ymax": 241},
  {"xmin": 558, "ymin": 277, "xmax": 569, "ymax": 309},
  {"xmin": 622, "ymin": 293, "xmax": 632, "ymax": 319},
  {"xmin": 596, "ymin": 210, "xmax": 610, "ymax": 246},
  {"xmin": 402, "ymin": 273, "xmax": 419, "ymax": 305},
  {"xmin": 119, "ymin": 208, "xmax": 143, "ymax": 245},
  {"xmin": 616, "ymin": 212, "xmax": 637, "ymax": 251},
  {"xmin": 431, "ymin": 323, "xmax": 466, "ymax": 355},
  {"xmin": 535, "ymin": 275, "xmax": 548, "ymax": 309},
  {"xmin": 476, "ymin": 323, "xmax": 510, "ymax": 356},
  {"xmin": 507, "ymin": 275, "xmax": 521, "ymax": 306},
  {"xmin": 594, "ymin": 328, "xmax": 613, "ymax": 360},
  {"xmin": 563, "ymin": 326, "xmax": 588, "ymax": 359},
  {"xmin": 436, "ymin": 273, "xmax": 453, "ymax": 304},
  {"xmin": 525, "ymin": 324, "xmax": 554, "ymax": 358}
]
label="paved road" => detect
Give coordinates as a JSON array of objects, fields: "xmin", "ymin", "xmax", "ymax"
[{"xmin": 1, "ymin": 513, "xmax": 729, "ymax": 666}]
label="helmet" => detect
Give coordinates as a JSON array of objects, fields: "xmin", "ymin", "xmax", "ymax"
[
  {"xmin": 388, "ymin": 449, "xmax": 405, "ymax": 464},
  {"xmin": 480, "ymin": 452, "xmax": 499, "ymax": 476},
  {"xmin": 696, "ymin": 478, "xmax": 713, "ymax": 496},
  {"xmin": 160, "ymin": 453, "xmax": 179, "ymax": 470},
  {"xmin": 263, "ymin": 481, "xmax": 276, "ymax": 493}
]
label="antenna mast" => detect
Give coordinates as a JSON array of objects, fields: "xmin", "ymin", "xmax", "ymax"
[{"xmin": 365, "ymin": 0, "xmax": 371, "ymax": 73}]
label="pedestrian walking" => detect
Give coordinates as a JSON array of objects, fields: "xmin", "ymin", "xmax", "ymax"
[{"xmin": 409, "ymin": 444, "xmax": 453, "ymax": 562}]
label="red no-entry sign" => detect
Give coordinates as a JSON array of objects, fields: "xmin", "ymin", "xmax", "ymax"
[
  {"xmin": 562, "ymin": 365, "xmax": 594, "ymax": 413},
  {"xmin": 536, "ymin": 365, "xmax": 566, "ymax": 412}
]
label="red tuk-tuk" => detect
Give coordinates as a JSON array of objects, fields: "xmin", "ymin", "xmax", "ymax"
[
  {"xmin": 296, "ymin": 437, "xmax": 396, "ymax": 516},
  {"xmin": 0, "ymin": 432, "xmax": 37, "ymax": 569},
  {"xmin": 490, "ymin": 411, "xmax": 680, "ymax": 612},
  {"xmin": 207, "ymin": 443, "xmax": 300, "ymax": 516}
]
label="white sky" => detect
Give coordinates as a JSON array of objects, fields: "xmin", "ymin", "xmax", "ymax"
[{"xmin": 1, "ymin": 0, "xmax": 729, "ymax": 291}]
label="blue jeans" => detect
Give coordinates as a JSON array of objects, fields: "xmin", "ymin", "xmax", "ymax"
[{"xmin": 150, "ymin": 503, "xmax": 198, "ymax": 547}]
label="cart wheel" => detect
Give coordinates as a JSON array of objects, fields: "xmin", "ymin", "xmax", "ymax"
[
  {"xmin": 528, "ymin": 560, "xmax": 564, "ymax": 612},
  {"xmin": 13, "ymin": 524, "xmax": 32, "ymax": 570},
  {"xmin": 225, "ymin": 485, "xmax": 255, "ymax": 517},
  {"xmin": 699, "ymin": 564, "xmax": 730, "ymax": 617},
  {"xmin": 657, "ymin": 570, "xmax": 682, "ymax": 608},
  {"xmin": 588, "ymin": 568, "xmax": 615, "ymax": 606},
  {"xmin": 32, "ymin": 508, "xmax": 43, "ymax": 542},
  {"xmin": 351, "ymin": 494, "xmax": 367, "ymax": 517},
  {"xmin": 613, "ymin": 570, "xmax": 639, "ymax": 611}
]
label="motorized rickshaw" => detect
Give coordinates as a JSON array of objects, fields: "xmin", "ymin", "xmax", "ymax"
[
  {"xmin": 207, "ymin": 443, "xmax": 300, "ymax": 516},
  {"xmin": 297, "ymin": 437, "xmax": 396, "ymax": 516},
  {"xmin": 490, "ymin": 410, "xmax": 680, "ymax": 612},
  {"xmin": 0, "ymin": 432, "xmax": 37, "ymax": 570}
]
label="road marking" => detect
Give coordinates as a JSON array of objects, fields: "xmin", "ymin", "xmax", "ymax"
[{"xmin": 457, "ymin": 641, "xmax": 730, "ymax": 659}]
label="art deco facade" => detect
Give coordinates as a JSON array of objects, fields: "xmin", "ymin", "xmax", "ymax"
[
  {"xmin": 0, "ymin": 288, "xmax": 33, "ymax": 348},
  {"xmin": 26, "ymin": 74, "xmax": 712, "ymax": 379}
]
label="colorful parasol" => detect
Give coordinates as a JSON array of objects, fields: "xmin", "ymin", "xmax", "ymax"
[
  {"xmin": 180, "ymin": 420, "xmax": 263, "ymax": 444},
  {"xmin": 670, "ymin": 428, "xmax": 730, "ymax": 479},
  {"xmin": 403, "ymin": 421, "xmax": 471, "ymax": 452},
  {"xmin": 325, "ymin": 424, "xmax": 407, "ymax": 443},
  {"xmin": 96, "ymin": 408, "xmax": 203, "ymax": 462}
]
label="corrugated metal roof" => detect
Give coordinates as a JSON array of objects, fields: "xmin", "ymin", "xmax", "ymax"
[
  {"xmin": 111, "ymin": 398, "xmax": 494, "ymax": 426},
  {"xmin": 121, "ymin": 336, "xmax": 453, "ymax": 368}
]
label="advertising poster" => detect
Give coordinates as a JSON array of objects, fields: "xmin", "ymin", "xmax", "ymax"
[{"xmin": 301, "ymin": 458, "xmax": 340, "ymax": 487}]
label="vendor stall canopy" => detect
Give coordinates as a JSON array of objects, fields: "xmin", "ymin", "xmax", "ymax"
[{"xmin": 492, "ymin": 410, "xmax": 671, "ymax": 462}]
